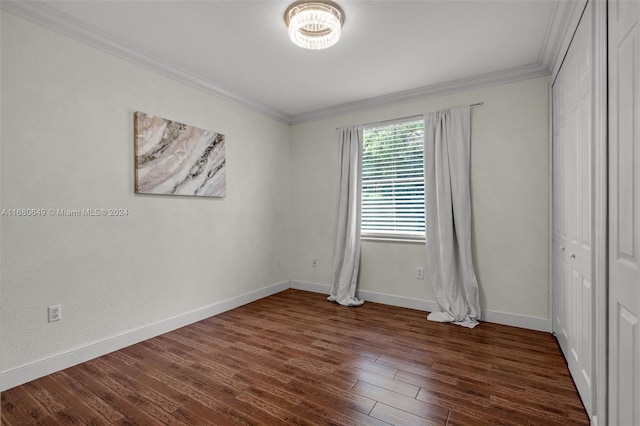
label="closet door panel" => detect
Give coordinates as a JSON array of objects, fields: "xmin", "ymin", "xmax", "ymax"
[
  {"xmin": 608, "ymin": 0, "xmax": 640, "ymax": 423},
  {"xmin": 551, "ymin": 2, "xmax": 594, "ymax": 415}
]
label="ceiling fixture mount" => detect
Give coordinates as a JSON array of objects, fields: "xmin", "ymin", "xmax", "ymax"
[{"xmin": 284, "ymin": 0, "xmax": 345, "ymax": 50}]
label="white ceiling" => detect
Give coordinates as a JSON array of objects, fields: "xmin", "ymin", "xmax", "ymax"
[{"xmin": 2, "ymin": 0, "xmax": 576, "ymax": 123}]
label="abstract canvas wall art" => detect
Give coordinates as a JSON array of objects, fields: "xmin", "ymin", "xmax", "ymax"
[{"xmin": 134, "ymin": 112, "xmax": 226, "ymax": 197}]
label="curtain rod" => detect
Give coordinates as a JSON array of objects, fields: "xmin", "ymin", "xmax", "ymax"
[{"xmin": 338, "ymin": 102, "xmax": 484, "ymax": 130}]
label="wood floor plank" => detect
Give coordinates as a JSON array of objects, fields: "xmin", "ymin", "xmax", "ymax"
[
  {"xmin": 416, "ymin": 387, "xmax": 537, "ymax": 426},
  {"xmin": 36, "ymin": 374, "xmax": 111, "ymax": 425},
  {"xmin": 236, "ymin": 363, "xmax": 376, "ymax": 416},
  {"xmin": 234, "ymin": 391, "xmax": 316, "ymax": 426},
  {"xmin": 0, "ymin": 386, "xmax": 51, "ymax": 425},
  {"xmin": 125, "ymin": 346, "xmax": 255, "ymax": 418},
  {"xmin": 64, "ymin": 363, "xmax": 167, "ymax": 425},
  {"xmin": 391, "ymin": 364, "xmax": 459, "ymax": 389},
  {"xmin": 375, "ymin": 354, "xmax": 438, "ymax": 378},
  {"xmin": 489, "ymin": 394, "xmax": 585, "ymax": 425},
  {"xmin": 347, "ymin": 358, "xmax": 399, "ymax": 378},
  {"xmin": 369, "ymin": 402, "xmax": 435, "ymax": 426},
  {"xmin": 354, "ymin": 369, "xmax": 420, "ymax": 398},
  {"xmin": 1, "ymin": 289, "xmax": 589, "ymax": 425},
  {"xmin": 351, "ymin": 381, "xmax": 449, "ymax": 424},
  {"xmin": 446, "ymin": 408, "xmax": 524, "ymax": 426},
  {"xmin": 52, "ymin": 370, "xmax": 128, "ymax": 422}
]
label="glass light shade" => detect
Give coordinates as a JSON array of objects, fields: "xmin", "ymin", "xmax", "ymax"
[{"xmin": 285, "ymin": 1, "xmax": 344, "ymax": 50}]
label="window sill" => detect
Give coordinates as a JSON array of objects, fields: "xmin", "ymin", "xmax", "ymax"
[{"xmin": 361, "ymin": 236, "xmax": 425, "ymax": 244}]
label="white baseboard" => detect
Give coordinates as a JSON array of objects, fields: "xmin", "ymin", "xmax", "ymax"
[
  {"xmin": 290, "ymin": 280, "xmax": 331, "ymax": 294},
  {"xmin": 0, "ymin": 281, "xmax": 290, "ymax": 392},
  {"xmin": 358, "ymin": 289, "xmax": 440, "ymax": 312},
  {"xmin": 481, "ymin": 308, "xmax": 551, "ymax": 332},
  {"xmin": 2, "ymin": 278, "xmax": 551, "ymax": 391},
  {"xmin": 290, "ymin": 280, "xmax": 551, "ymax": 332}
]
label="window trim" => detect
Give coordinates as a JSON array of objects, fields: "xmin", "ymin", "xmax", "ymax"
[
  {"xmin": 361, "ymin": 234, "xmax": 425, "ymax": 244},
  {"xmin": 361, "ymin": 116, "xmax": 425, "ymax": 242}
]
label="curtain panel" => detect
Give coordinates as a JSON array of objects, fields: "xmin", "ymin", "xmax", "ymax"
[
  {"xmin": 424, "ymin": 106, "xmax": 480, "ymax": 328},
  {"xmin": 329, "ymin": 126, "xmax": 364, "ymax": 307}
]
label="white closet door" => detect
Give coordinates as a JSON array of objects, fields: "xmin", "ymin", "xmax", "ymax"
[
  {"xmin": 608, "ymin": 0, "xmax": 640, "ymax": 424},
  {"xmin": 551, "ymin": 3, "xmax": 594, "ymax": 416}
]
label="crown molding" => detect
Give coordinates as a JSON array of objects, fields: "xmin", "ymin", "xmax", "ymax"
[
  {"xmin": 289, "ymin": 62, "xmax": 550, "ymax": 124},
  {"xmin": 290, "ymin": 0, "xmax": 579, "ymax": 125},
  {"xmin": 548, "ymin": 0, "xmax": 589, "ymax": 82},
  {"xmin": 539, "ymin": 0, "xmax": 579, "ymax": 70},
  {"xmin": 2, "ymin": 0, "xmax": 576, "ymax": 126},
  {"xmin": 0, "ymin": 0, "xmax": 295, "ymax": 124}
]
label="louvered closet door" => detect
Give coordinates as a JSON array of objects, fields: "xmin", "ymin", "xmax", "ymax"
[
  {"xmin": 608, "ymin": 0, "xmax": 640, "ymax": 424},
  {"xmin": 551, "ymin": 2, "xmax": 594, "ymax": 416}
]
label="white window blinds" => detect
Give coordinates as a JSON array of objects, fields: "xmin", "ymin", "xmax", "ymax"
[{"xmin": 362, "ymin": 118, "xmax": 425, "ymax": 240}]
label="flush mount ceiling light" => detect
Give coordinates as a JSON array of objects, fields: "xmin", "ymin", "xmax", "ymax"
[{"xmin": 284, "ymin": 0, "xmax": 345, "ymax": 50}]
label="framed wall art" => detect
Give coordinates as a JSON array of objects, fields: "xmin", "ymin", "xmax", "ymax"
[{"xmin": 134, "ymin": 112, "xmax": 226, "ymax": 197}]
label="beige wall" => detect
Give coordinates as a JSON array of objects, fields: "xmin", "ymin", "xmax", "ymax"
[
  {"xmin": 0, "ymin": 13, "xmax": 290, "ymax": 371},
  {"xmin": 1, "ymin": 10, "xmax": 550, "ymax": 377},
  {"xmin": 290, "ymin": 76, "xmax": 549, "ymax": 319}
]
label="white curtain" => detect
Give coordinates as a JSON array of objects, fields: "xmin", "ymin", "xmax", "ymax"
[
  {"xmin": 328, "ymin": 126, "xmax": 364, "ymax": 307},
  {"xmin": 424, "ymin": 106, "xmax": 480, "ymax": 328}
]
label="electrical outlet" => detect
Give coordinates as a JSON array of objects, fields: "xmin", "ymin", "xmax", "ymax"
[
  {"xmin": 312, "ymin": 258, "xmax": 318, "ymax": 267},
  {"xmin": 416, "ymin": 267, "xmax": 424, "ymax": 280},
  {"xmin": 276, "ymin": 259, "xmax": 280, "ymax": 268},
  {"xmin": 48, "ymin": 304, "xmax": 62, "ymax": 322}
]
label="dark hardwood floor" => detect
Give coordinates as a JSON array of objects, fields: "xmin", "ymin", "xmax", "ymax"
[{"xmin": 2, "ymin": 289, "xmax": 589, "ymax": 425}]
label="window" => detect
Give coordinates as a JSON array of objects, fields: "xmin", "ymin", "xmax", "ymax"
[{"xmin": 361, "ymin": 117, "xmax": 425, "ymax": 240}]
